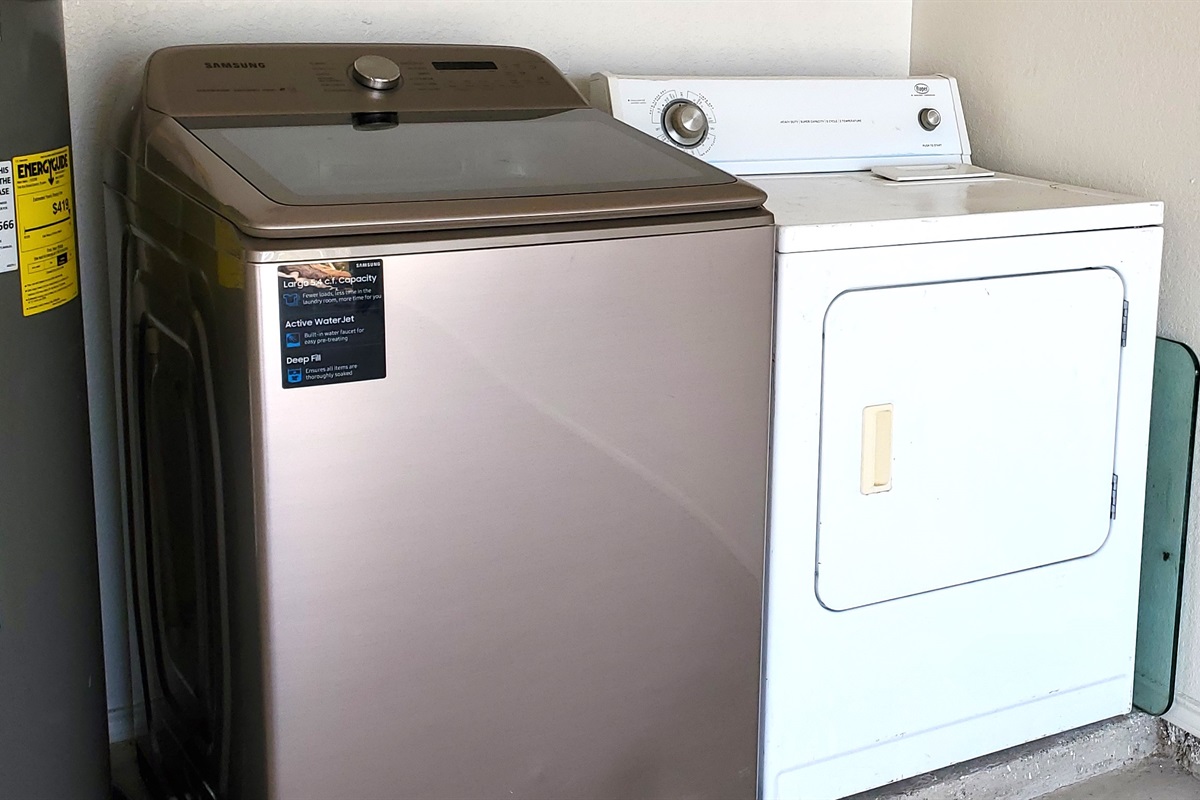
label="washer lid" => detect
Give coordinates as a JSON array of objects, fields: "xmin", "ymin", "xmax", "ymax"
[
  {"xmin": 185, "ymin": 109, "xmax": 733, "ymax": 207},
  {"xmin": 761, "ymin": 171, "xmax": 1163, "ymax": 253},
  {"xmin": 128, "ymin": 44, "xmax": 764, "ymax": 238}
]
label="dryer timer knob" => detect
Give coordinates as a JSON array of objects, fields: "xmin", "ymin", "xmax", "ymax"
[
  {"xmin": 352, "ymin": 55, "xmax": 402, "ymax": 91},
  {"xmin": 663, "ymin": 100, "xmax": 709, "ymax": 148},
  {"xmin": 918, "ymin": 107, "xmax": 942, "ymax": 131}
]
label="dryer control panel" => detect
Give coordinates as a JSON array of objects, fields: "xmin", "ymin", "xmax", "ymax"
[{"xmin": 590, "ymin": 74, "xmax": 972, "ymax": 176}]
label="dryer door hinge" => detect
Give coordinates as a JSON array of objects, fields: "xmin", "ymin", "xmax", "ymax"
[
  {"xmin": 1121, "ymin": 301, "xmax": 1129, "ymax": 347},
  {"xmin": 1111, "ymin": 473, "xmax": 1119, "ymax": 519}
]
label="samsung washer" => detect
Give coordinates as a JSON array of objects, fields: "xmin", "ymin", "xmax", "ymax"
[
  {"xmin": 596, "ymin": 73, "xmax": 1163, "ymax": 799},
  {"xmin": 107, "ymin": 44, "xmax": 775, "ymax": 800}
]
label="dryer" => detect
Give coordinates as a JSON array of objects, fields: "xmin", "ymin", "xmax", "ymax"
[{"xmin": 594, "ymin": 74, "xmax": 1163, "ymax": 799}]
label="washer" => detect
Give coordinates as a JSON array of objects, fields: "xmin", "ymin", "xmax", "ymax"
[
  {"xmin": 594, "ymin": 74, "xmax": 1163, "ymax": 799},
  {"xmin": 107, "ymin": 44, "xmax": 775, "ymax": 800}
]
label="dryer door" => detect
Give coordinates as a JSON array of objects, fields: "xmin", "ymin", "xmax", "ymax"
[{"xmin": 815, "ymin": 268, "xmax": 1125, "ymax": 610}]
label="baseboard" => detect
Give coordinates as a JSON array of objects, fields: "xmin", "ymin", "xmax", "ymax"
[{"xmin": 1166, "ymin": 691, "xmax": 1200, "ymax": 736}]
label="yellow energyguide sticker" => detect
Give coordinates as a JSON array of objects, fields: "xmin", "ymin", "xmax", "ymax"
[{"xmin": 12, "ymin": 145, "xmax": 78, "ymax": 316}]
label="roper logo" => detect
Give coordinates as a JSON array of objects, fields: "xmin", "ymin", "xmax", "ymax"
[
  {"xmin": 914, "ymin": 82, "xmax": 930, "ymax": 95},
  {"xmin": 16, "ymin": 153, "xmax": 69, "ymax": 184},
  {"xmin": 204, "ymin": 62, "xmax": 267, "ymax": 69}
]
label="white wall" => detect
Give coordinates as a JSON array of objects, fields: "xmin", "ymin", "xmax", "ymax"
[
  {"xmin": 911, "ymin": 0, "xmax": 1200, "ymax": 730},
  {"xmin": 62, "ymin": 0, "xmax": 913, "ymax": 740}
]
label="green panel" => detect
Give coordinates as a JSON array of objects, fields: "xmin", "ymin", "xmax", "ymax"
[{"xmin": 1134, "ymin": 337, "xmax": 1199, "ymax": 715}]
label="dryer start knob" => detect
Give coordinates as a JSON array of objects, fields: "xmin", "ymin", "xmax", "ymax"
[
  {"xmin": 352, "ymin": 55, "xmax": 402, "ymax": 91},
  {"xmin": 918, "ymin": 107, "xmax": 942, "ymax": 131},
  {"xmin": 663, "ymin": 100, "xmax": 709, "ymax": 148}
]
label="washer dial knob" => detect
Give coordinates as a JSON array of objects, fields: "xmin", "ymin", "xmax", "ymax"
[
  {"xmin": 662, "ymin": 100, "xmax": 709, "ymax": 147},
  {"xmin": 352, "ymin": 55, "xmax": 402, "ymax": 91},
  {"xmin": 918, "ymin": 107, "xmax": 942, "ymax": 131}
]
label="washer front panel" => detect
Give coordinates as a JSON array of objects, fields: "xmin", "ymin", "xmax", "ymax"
[{"xmin": 251, "ymin": 225, "xmax": 774, "ymax": 800}]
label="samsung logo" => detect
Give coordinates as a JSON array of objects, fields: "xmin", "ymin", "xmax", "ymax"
[{"xmin": 205, "ymin": 61, "xmax": 267, "ymax": 69}]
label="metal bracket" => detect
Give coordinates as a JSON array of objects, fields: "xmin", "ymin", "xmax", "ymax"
[{"xmin": 1111, "ymin": 473, "xmax": 1119, "ymax": 519}]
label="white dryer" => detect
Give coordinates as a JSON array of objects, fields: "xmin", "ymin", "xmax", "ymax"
[{"xmin": 592, "ymin": 74, "xmax": 1164, "ymax": 799}]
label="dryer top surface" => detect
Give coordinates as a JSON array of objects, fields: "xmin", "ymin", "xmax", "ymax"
[{"xmin": 757, "ymin": 170, "xmax": 1163, "ymax": 253}]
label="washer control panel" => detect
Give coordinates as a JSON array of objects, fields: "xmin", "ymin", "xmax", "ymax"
[
  {"xmin": 144, "ymin": 43, "xmax": 587, "ymax": 119},
  {"xmin": 590, "ymin": 74, "xmax": 971, "ymax": 176}
]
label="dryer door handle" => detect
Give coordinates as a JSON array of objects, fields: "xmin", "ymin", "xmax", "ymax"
[{"xmin": 861, "ymin": 403, "xmax": 894, "ymax": 495}]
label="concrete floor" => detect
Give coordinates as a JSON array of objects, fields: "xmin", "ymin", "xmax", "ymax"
[
  {"xmin": 1040, "ymin": 758, "xmax": 1200, "ymax": 800},
  {"xmin": 112, "ymin": 742, "xmax": 1200, "ymax": 800}
]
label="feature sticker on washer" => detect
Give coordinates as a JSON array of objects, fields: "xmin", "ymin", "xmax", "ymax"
[
  {"xmin": 0, "ymin": 161, "xmax": 17, "ymax": 274},
  {"xmin": 278, "ymin": 259, "xmax": 385, "ymax": 389},
  {"xmin": 11, "ymin": 146, "xmax": 79, "ymax": 315}
]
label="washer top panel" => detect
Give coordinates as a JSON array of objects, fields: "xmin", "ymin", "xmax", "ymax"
[{"xmin": 122, "ymin": 44, "xmax": 766, "ymax": 238}]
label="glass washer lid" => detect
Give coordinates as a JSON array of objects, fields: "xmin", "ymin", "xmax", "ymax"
[{"xmin": 187, "ymin": 108, "xmax": 735, "ymax": 207}]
